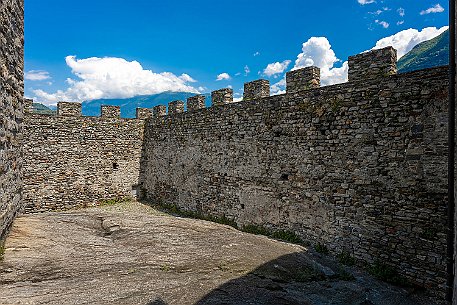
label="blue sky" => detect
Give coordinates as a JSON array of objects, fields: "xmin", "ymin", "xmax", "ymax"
[{"xmin": 24, "ymin": 0, "xmax": 449, "ymax": 105}]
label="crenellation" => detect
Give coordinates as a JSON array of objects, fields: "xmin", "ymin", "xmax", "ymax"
[
  {"xmin": 187, "ymin": 95, "xmax": 206, "ymax": 111},
  {"xmin": 348, "ymin": 46, "xmax": 397, "ymax": 82},
  {"xmin": 58, "ymin": 102, "xmax": 82, "ymax": 117},
  {"xmin": 286, "ymin": 66, "xmax": 320, "ymax": 93},
  {"xmin": 168, "ymin": 100, "xmax": 185, "ymax": 115},
  {"xmin": 136, "ymin": 108, "xmax": 152, "ymax": 120},
  {"xmin": 243, "ymin": 79, "xmax": 270, "ymax": 100},
  {"xmin": 153, "ymin": 105, "xmax": 167, "ymax": 117},
  {"xmin": 211, "ymin": 88, "xmax": 233, "ymax": 106},
  {"xmin": 101, "ymin": 105, "xmax": 121, "ymax": 118}
]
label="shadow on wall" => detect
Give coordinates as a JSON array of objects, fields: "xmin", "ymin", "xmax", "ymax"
[{"xmin": 144, "ymin": 252, "xmax": 436, "ymax": 305}]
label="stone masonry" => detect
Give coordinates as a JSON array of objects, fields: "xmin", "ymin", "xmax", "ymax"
[
  {"xmin": 0, "ymin": 0, "xmax": 24, "ymax": 239},
  {"xmin": 139, "ymin": 47, "xmax": 449, "ymax": 297},
  {"xmin": 22, "ymin": 105, "xmax": 145, "ymax": 212},
  {"xmin": 20, "ymin": 46, "xmax": 451, "ymax": 300}
]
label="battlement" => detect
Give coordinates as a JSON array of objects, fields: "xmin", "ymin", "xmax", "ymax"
[
  {"xmin": 286, "ymin": 66, "xmax": 320, "ymax": 93},
  {"xmin": 101, "ymin": 105, "xmax": 121, "ymax": 118},
  {"xmin": 244, "ymin": 79, "xmax": 270, "ymax": 100},
  {"xmin": 168, "ymin": 100, "xmax": 184, "ymax": 115},
  {"xmin": 30, "ymin": 101, "xmax": 154, "ymax": 120},
  {"xmin": 58, "ymin": 102, "xmax": 82, "ymax": 117},
  {"xmin": 348, "ymin": 46, "xmax": 397, "ymax": 82},
  {"xmin": 149, "ymin": 47, "xmax": 400, "ymax": 117}
]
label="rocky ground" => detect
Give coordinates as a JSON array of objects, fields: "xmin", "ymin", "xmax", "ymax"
[{"xmin": 0, "ymin": 201, "xmax": 438, "ymax": 305}]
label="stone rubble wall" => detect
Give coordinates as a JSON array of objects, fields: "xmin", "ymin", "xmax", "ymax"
[
  {"xmin": 0, "ymin": 0, "xmax": 24, "ymax": 239},
  {"xmin": 140, "ymin": 48, "xmax": 449, "ymax": 295},
  {"xmin": 22, "ymin": 107, "xmax": 148, "ymax": 212}
]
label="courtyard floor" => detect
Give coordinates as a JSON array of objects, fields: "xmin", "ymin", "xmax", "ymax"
[{"xmin": 0, "ymin": 201, "xmax": 438, "ymax": 305}]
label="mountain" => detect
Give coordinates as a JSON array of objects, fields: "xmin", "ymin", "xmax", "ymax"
[
  {"xmin": 82, "ymin": 92, "xmax": 211, "ymax": 118},
  {"xmin": 32, "ymin": 103, "xmax": 56, "ymax": 115},
  {"xmin": 397, "ymin": 30, "xmax": 449, "ymax": 73}
]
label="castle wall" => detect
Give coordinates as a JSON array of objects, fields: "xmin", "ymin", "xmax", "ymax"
[
  {"xmin": 0, "ymin": 0, "xmax": 24, "ymax": 239},
  {"xmin": 140, "ymin": 64, "xmax": 449, "ymax": 292},
  {"xmin": 22, "ymin": 106, "xmax": 147, "ymax": 212}
]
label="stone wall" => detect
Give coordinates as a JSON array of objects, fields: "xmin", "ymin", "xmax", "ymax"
[
  {"xmin": 0, "ymin": 0, "xmax": 24, "ymax": 239},
  {"xmin": 140, "ymin": 48, "xmax": 449, "ymax": 295},
  {"xmin": 22, "ymin": 105, "xmax": 147, "ymax": 212}
]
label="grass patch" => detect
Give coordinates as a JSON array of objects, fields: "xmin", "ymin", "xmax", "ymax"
[
  {"xmin": 156, "ymin": 203, "xmax": 238, "ymax": 228},
  {"xmin": 314, "ymin": 243, "xmax": 329, "ymax": 255},
  {"xmin": 368, "ymin": 260, "xmax": 405, "ymax": 286},
  {"xmin": 270, "ymin": 230, "xmax": 303, "ymax": 244},
  {"xmin": 241, "ymin": 224, "xmax": 270, "ymax": 236},
  {"xmin": 98, "ymin": 197, "xmax": 132, "ymax": 206},
  {"xmin": 241, "ymin": 224, "xmax": 303, "ymax": 244},
  {"xmin": 337, "ymin": 251, "xmax": 356, "ymax": 266}
]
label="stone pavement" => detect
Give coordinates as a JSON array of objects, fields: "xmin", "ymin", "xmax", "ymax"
[{"xmin": 0, "ymin": 201, "xmax": 438, "ymax": 305}]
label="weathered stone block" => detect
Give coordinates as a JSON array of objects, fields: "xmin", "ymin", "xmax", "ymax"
[
  {"xmin": 187, "ymin": 95, "xmax": 206, "ymax": 111},
  {"xmin": 58, "ymin": 102, "xmax": 82, "ymax": 117},
  {"xmin": 153, "ymin": 105, "xmax": 167, "ymax": 117},
  {"xmin": 101, "ymin": 105, "xmax": 121, "ymax": 118},
  {"xmin": 244, "ymin": 79, "xmax": 270, "ymax": 100},
  {"xmin": 348, "ymin": 46, "xmax": 397, "ymax": 82},
  {"xmin": 286, "ymin": 67, "xmax": 320, "ymax": 93},
  {"xmin": 168, "ymin": 100, "xmax": 185, "ymax": 115},
  {"xmin": 211, "ymin": 88, "xmax": 233, "ymax": 106},
  {"xmin": 136, "ymin": 108, "xmax": 152, "ymax": 120}
]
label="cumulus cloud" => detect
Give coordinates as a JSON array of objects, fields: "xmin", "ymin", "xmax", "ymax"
[
  {"xmin": 32, "ymin": 56, "xmax": 199, "ymax": 105},
  {"xmin": 253, "ymin": 51, "xmax": 260, "ymax": 56},
  {"xmin": 420, "ymin": 4, "xmax": 444, "ymax": 15},
  {"xmin": 375, "ymin": 20, "xmax": 390, "ymax": 28},
  {"xmin": 397, "ymin": 7, "xmax": 405, "ymax": 17},
  {"xmin": 293, "ymin": 37, "xmax": 347, "ymax": 86},
  {"xmin": 358, "ymin": 0, "xmax": 375, "ymax": 5},
  {"xmin": 372, "ymin": 26, "xmax": 448, "ymax": 58},
  {"xmin": 216, "ymin": 73, "xmax": 231, "ymax": 81},
  {"xmin": 271, "ymin": 78, "xmax": 286, "ymax": 95},
  {"xmin": 25, "ymin": 70, "xmax": 51, "ymax": 81},
  {"xmin": 263, "ymin": 60, "xmax": 291, "ymax": 77},
  {"xmin": 179, "ymin": 73, "xmax": 197, "ymax": 83}
]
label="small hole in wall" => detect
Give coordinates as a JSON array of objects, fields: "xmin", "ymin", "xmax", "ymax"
[
  {"xmin": 241, "ymin": 204, "xmax": 245, "ymax": 209},
  {"xmin": 280, "ymin": 174, "xmax": 289, "ymax": 181},
  {"xmin": 113, "ymin": 162, "xmax": 119, "ymax": 170}
]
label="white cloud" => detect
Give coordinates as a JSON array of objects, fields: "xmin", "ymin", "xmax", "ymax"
[
  {"xmin": 244, "ymin": 65, "xmax": 250, "ymax": 76},
  {"xmin": 375, "ymin": 20, "xmax": 390, "ymax": 28},
  {"xmin": 270, "ymin": 77, "xmax": 286, "ymax": 95},
  {"xmin": 32, "ymin": 56, "xmax": 199, "ymax": 105},
  {"xmin": 216, "ymin": 73, "xmax": 231, "ymax": 81},
  {"xmin": 293, "ymin": 37, "xmax": 347, "ymax": 86},
  {"xmin": 420, "ymin": 4, "xmax": 444, "ymax": 15},
  {"xmin": 179, "ymin": 73, "xmax": 197, "ymax": 83},
  {"xmin": 397, "ymin": 7, "xmax": 405, "ymax": 17},
  {"xmin": 358, "ymin": 0, "xmax": 375, "ymax": 5},
  {"xmin": 263, "ymin": 60, "xmax": 291, "ymax": 77},
  {"xmin": 372, "ymin": 26, "xmax": 448, "ymax": 58},
  {"xmin": 253, "ymin": 51, "xmax": 260, "ymax": 56},
  {"xmin": 397, "ymin": 21, "xmax": 404, "ymax": 26},
  {"xmin": 25, "ymin": 70, "xmax": 51, "ymax": 81}
]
